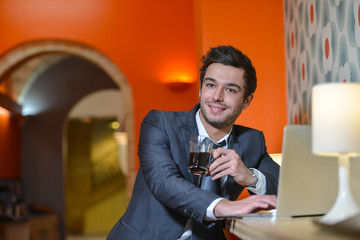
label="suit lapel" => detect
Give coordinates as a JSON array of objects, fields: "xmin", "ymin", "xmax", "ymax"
[
  {"xmin": 228, "ymin": 135, "xmax": 242, "ymax": 156},
  {"xmin": 180, "ymin": 106, "xmax": 246, "ymax": 195},
  {"xmin": 182, "ymin": 104, "xmax": 201, "ymax": 184}
]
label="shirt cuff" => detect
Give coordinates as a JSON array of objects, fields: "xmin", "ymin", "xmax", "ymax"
[
  {"xmin": 204, "ymin": 197, "xmax": 226, "ymax": 221},
  {"xmin": 246, "ymin": 168, "xmax": 266, "ymax": 195}
]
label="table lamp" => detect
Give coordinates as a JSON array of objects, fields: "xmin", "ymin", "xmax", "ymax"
[{"xmin": 312, "ymin": 82, "xmax": 360, "ymax": 225}]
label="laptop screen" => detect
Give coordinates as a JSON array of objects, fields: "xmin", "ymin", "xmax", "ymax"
[{"xmin": 276, "ymin": 125, "xmax": 360, "ymax": 217}]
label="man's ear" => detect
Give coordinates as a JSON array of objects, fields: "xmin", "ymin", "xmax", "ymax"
[{"xmin": 242, "ymin": 93, "xmax": 254, "ymax": 110}]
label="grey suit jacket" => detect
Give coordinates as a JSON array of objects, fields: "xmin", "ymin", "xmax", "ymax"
[{"xmin": 107, "ymin": 104, "xmax": 280, "ymax": 240}]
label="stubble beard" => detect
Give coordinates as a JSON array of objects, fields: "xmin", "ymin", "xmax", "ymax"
[{"xmin": 200, "ymin": 102, "xmax": 243, "ymax": 129}]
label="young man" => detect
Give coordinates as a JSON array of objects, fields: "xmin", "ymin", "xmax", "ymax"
[{"xmin": 107, "ymin": 45, "xmax": 280, "ymax": 240}]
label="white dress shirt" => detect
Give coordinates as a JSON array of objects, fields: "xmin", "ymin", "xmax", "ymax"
[
  {"xmin": 195, "ymin": 110, "xmax": 266, "ymax": 220},
  {"xmin": 177, "ymin": 110, "xmax": 267, "ymax": 239}
]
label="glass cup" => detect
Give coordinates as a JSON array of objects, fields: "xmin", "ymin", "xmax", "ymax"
[{"xmin": 188, "ymin": 135, "xmax": 214, "ymax": 175}]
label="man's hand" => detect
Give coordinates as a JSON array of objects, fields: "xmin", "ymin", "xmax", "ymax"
[
  {"xmin": 208, "ymin": 148, "xmax": 255, "ymax": 186},
  {"xmin": 214, "ymin": 195, "xmax": 277, "ymax": 217}
]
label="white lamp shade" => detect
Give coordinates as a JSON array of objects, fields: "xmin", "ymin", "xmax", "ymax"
[{"xmin": 312, "ymin": 83, "xmax": 360, "ymax": 155}]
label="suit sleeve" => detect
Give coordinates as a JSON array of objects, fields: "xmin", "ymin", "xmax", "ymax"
[
  {"xmin": 254, "ymin": 131, "xmax": 280, "ymax": 195},
  {"xmin": 235, "ymin": 128, "xmax": 280, "ymax": 196},
  {"xmin": 138, "ymin": 110, "xmax": 219, "ymax": 225}
]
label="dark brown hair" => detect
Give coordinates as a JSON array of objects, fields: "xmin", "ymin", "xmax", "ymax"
[{"xmin": 200, "ymin": 45, "xmax": 257, "ymax": 99}]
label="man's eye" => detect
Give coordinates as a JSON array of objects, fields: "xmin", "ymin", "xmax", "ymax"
[
  {"xmin": 206, "ymin": 83, "xmax": 215, "ymax": 88},
  {"xmin": 227, "ymin": 88, "xmax": 236, "ymax": 93}
]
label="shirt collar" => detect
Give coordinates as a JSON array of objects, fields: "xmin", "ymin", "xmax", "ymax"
[{"xmin": 195, "ymin": 109, "xmax": 232, "ymax": 147}]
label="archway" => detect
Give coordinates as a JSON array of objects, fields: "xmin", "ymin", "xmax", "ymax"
[{"xmin": 0, "ymin": 40, "xmax": 135, "ymax": 239}]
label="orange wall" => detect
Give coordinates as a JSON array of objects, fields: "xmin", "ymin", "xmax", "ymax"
[
  {"xmin": 0, "ymin": 0, "xmax": 286, "ymax": 177},
  {"xmin": 0, "ymin": 0, "xmax": 199, "ymax": 174},
  {"xmin": 0, "ymin": 109, "xmax": 21, "ymax": 178},
  {"xmin": 196, "ymin": 0, "xmax": 287, "ymax": 153}
]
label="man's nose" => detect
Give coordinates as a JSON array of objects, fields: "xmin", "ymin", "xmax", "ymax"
[{"xmin": 212, "ymin": 88, "xmax": 224, "ymax": 101}]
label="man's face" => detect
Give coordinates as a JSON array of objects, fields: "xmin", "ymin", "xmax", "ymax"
[{"xmin": 199, "ymin": 63, "xmax": 253, "ymax": 130}]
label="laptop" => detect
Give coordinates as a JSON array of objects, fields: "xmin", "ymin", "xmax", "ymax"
[{"xmin": 235, "ymin": 125, "xmax": 360, "ymax": 219}]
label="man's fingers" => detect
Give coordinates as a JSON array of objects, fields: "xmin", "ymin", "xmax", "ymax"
[
  {"xmin": 250, "ymin": 195, "xmax": 277, "ymax": 208},
  {"xmin": 209, "ymin": 161, "xmax": 232, "ymax": 179},
  {"xmin": 214, "ymin": 196, "xmax": 278, "ymax": 217}
]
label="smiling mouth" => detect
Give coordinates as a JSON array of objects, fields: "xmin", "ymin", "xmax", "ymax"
[{"xmin": 208, "ymin": 103, "xmax": 227, "ymax": 112}]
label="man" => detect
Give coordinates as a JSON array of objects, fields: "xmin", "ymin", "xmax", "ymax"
[{"xmin": 107, "ymin": 45, "xmax": 280, "ymax": 240}]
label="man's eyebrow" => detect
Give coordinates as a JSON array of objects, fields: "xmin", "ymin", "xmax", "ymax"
[
  {"xmin": 204, "ymin": 77, "xmax": 242, "ymax": 90},
  {"xmin": 204, "ymin": 77, "xmax": 216, "ymax": 83}
]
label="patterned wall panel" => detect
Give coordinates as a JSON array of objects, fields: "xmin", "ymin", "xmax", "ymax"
[{"xmin": 284, "ymin": 0, "xmax": 360, "ymax": 124}]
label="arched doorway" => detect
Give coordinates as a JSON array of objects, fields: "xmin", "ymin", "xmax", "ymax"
[
  {"xmin": 0, "ymin": 40, "xmax": 135, "ymax": 239},
  {"xmin": 67, "ymin": 88, "xmax": 129, "ymax": 237}
]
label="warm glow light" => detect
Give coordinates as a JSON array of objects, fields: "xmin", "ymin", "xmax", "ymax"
[
  {"xmin": 168, "ymin": 75, "xmax": 193, "ymax": 83},
  {"xmin": 113, "ymin": 132, "xmax": 128, "ymax": 145},
  {"xmin": 163, "ymin": 73, "xmax": 195, "ymax": 91},
  {"xmin": 164, "ymin": 74, "xmax": 195, "ymax": 84},
  {"xmin": 160, "ymin": 62, "xmax": 197, "ymax": 84},
  {"xmin": 0, "ymin": 107, "xmax": 10, "ymax": 116},
  {"xmin": 110, "ymin": 121, "xmax": 120, "ymax": 130}
]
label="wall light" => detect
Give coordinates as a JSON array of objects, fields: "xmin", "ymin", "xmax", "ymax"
[
  {"xmin": 109, "ymin": 121, "xmax": 120, "ymax": 130},
  {"xmin": 163, "ymin": 73, "xmax": 195, "ymax": 91},
  {"xmin": 166, "ymin": 81, "xmax": 193, "ymax": 91}
]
